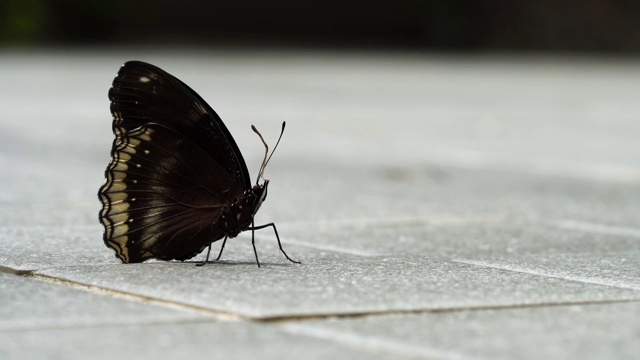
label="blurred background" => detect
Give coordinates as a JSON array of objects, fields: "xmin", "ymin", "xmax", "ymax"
[{"xmin": 2, "ymin": 0, "xmax": 639, "ymax": 52}]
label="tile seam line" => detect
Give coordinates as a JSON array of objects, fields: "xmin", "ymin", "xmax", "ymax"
[
  {"xmin": 452, "ymin": 259, "xmax": 640, "ymax": 291},
  {"xmin": 0, "ymin": 317, "xmax": 225, "ymax": 334},
  {"xmin": 0, "ymin": 265, "xmax": 31, "ymax": 276},
  {"xmin": 24, "ymin": 272, "xmax": 640, "ymax": 324},
  {"xmin": 259, "ymin": 298, "xmax": 640, "ymax": 323},
  {"xmin": 24, "ymin": 272, "xmax": 244, "ymax": 322},
  {"xmin": 276, "ymin": 325, "xmax": 480, "ymax": 360}
]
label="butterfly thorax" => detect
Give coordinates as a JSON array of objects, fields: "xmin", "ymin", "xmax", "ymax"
[{"xmin": 217, "ymin": 182, "xmax": 268, "ymax": 237}]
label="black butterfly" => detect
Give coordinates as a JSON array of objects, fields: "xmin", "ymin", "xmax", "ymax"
[{"xmin": 98, "ymin": 61, "xmax": 299, "ymax": 267}]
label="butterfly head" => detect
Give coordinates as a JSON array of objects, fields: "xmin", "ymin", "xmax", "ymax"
[{"xmin": 250, "ymin": 180, "xmax": 269, "ymax": 215}]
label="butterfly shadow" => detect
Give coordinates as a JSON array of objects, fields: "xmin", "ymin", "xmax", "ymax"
[{"xmin": 181, "ymin": 260, "xmax": 294, "ymax": 267}]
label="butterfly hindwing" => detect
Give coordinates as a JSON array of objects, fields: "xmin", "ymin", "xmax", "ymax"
[{"xmin": 99, "ymin": 123, "xmax": 236, "ymax": 262}]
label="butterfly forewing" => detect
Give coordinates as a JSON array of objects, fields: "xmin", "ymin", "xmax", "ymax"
[
  {"xmin": 99, "ymin": 61, "xmax": 252, "ymax": 263},
  {"xmin": 109, "ymin": 61, "xmax": 251, "ymax": 188}
]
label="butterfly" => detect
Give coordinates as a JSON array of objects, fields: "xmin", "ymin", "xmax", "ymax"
[{"xmin": 98, "ymin": 61, "xmax": 299, "ymax": 267}]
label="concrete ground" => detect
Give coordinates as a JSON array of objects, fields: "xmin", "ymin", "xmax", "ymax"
[{"xmin": 1, "ymin": 48, "xmax": 639, "ymax": 359}]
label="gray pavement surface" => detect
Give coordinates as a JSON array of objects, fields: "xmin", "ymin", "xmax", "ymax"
[{"xmin": 1, "ymin": 49, "xmax": 639, "ymax": 359}]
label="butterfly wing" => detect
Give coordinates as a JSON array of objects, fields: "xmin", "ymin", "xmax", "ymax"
[
  {"xmin": 99, "ymin": 61, "xmax": 250, "ymax": 262},
  {"xmin": 109, "ymin": 61, "xmax": 251, "ymax": 188}
]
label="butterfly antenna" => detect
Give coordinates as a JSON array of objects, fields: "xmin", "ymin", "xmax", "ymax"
[{"xmin": 252, "ymin": 122, "xmax": 286, "ymax": 185}]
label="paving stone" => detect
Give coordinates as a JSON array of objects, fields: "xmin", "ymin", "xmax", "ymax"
[
  {"xmin": 0, "ymin": 272, "xmax": 207, "ymax": 331},
  {"xmin": 35, "ymin": 255, "xmax": 640, "ymax": 319},
  {"xmin": 281, "ymin": 302, "xmax": 640, "ymax": 360},
  {"xmin": 0, "ymin": 225, "xmax": 115, "ymax": 271},
  {"xmin": 0, "ymin": 321, "xmax": 391, "ymax": 360}
]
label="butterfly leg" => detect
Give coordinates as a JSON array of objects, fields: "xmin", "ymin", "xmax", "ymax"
[
  {"xmin": 196, "ymin": 245, "xmax": 212, "ymax": 267},
  {"xmin": 215, "ymin": 236, "xmax": 228, "ymax": 261},
  {"xmin": 196, "ymin": 233, "xmax": 228, "ymax": 267},
  {"xmin": 251, "ymin": 220, "xmax": 261, "ymax": 268},
  {"xmin": 248, "ymin": 222, "xmax": 301, "ymax": 265}
]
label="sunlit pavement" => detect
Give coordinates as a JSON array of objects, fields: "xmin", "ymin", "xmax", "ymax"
[{"xmin": 1, "ymin": 49, "xmax": 639, "ymax": 359}]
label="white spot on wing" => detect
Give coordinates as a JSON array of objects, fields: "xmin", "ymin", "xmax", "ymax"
[{"xmin": 139, "ymin": 76, "xmax": 150, "ymax": 83}]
